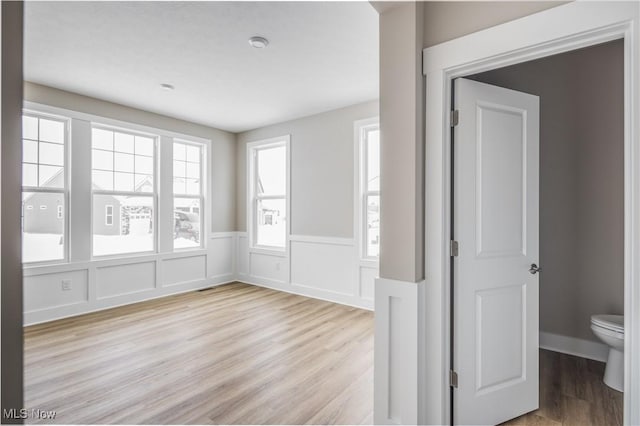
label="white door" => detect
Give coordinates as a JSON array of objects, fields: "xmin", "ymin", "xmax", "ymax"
[{"xmin": 453, "ymin": 78, "xmax": 540, "ymax": 425}]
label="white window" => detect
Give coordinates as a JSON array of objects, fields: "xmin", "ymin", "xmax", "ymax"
[
  {"xmin": 91, "ymin": 127, "xmax": 156, "ymax": 257},
  {"xmin": 21, "ymin": 113, "xmax": 68, "ymax": 263},
  {"xmin": 173, "ymin": 141, "xmax": 204, "ymax": 250},
  {"xmin": 248, "ymin": 137, "xmax": 289, "ymax": 250},
  {"xmin": 356, "ymin": 119, "xmax": 380, "ymax": 259},
  {"xmin": 105, "ymin": 205, "xmax": 114, "ymax": 226}
]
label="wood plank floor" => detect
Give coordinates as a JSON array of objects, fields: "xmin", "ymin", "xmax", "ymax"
[
  {"xmin": 502, "ymin": 349, "xmax": 623, "ymax": 426},
  {"xmin": 24, "ymin": 282, "xmax": 374, "ymax": 425}
]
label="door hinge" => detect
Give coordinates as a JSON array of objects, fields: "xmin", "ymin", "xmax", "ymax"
[
  {"xmin": 450, "ymin": 110, "xmax": 459, "ymax": 127},
  {"xmin": 450, "ymin": 240, "xmax": 459, "ymax": 257},
  {"xmin": 449, "ymin": 370, "xmax": 458, "ymax": 388}
]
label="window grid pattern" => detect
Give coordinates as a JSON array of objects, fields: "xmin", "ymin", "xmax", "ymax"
[
  {"xmin": 173, "ymin": 141, "xmax": 204, "ymax": 250},
  {"xmin": 21, "ymin": 113, "xmax": 68, "ymax": 264},
  {"xmin": 91, "ymin": 128, "xmax": 155, "ymax": 193},
  {"xmin": 22, "ymin": 115, "xmax": 66, "ymax": 189},
  {"xmin": 173, "ymin": 142, "xmax": 202, "ymax": 196}
]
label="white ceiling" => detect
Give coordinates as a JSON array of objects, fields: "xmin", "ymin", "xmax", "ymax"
[{"xmin": 24, "ymin": 1, "xmax": 379, "ymax": 133}]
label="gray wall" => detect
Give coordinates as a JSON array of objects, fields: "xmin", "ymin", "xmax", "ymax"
[
  {"xmin": 23, "ymin": 82, "xmax": 236, "ymax": 233},
  {"xmin": 377, "ymin": 2, "xmax": 425, "ymax": 282},
  {"xmin": 423, "ymin": 1, "xmax": 566, "ymax": 48},
  {"xmin": 471, "ymin": 39, "xmax": 624, "ymax": 342},
  {"xmin": 236, "ymin": 100, "xmax": 378, "ymax": 238},
  {"xmin": 2, "ymin": 1, "xmax": 25, "ymax": 421}
]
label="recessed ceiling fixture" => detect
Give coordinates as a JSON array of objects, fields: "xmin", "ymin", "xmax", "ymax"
[
  {"xmin": 160, "ymin": 83, "xmax": 175, "ymax": 91},
  {"xmin": 248, "ymin": 36, "xmax": 269, "ymax": 49}
]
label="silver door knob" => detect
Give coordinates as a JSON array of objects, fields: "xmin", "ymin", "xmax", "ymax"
[{"xmin": 529, "ymin": 263, "xmax": 541, "ymax": 274}]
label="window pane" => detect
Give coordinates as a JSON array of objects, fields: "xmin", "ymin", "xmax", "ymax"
[
  {"xmin": 186, "ymin": 145, "xmax": 200, "ymax": 162},
  {"xmin": 23, "ymin": 164, "xmax": 38, "ymax": 187},
  {"xmin": 185, "ymin": 161, "xmax": 200, "ymax": 179},
  {"xmin": 257, "ymin": 146, "xmax": 286, "ymax": 196},
  {"xmin": 92, "ymin": 149, "xmax": 114, "ymax": 171},
  {"xmin": 114, "ymin": 132, "xmax": 134, "ymax": 153},
  {"xmin": 173, "ymin": 160, "xmax": 186, "ymax": 178},
  {"xmin": 174, "ymin": 143, "xmax": 186, "ymax": 161},
  {"xmin": 366, "ymin": 128, "xmax": 380, "ymax": 191},
  {"xmin": 22, "ymin": 191, "xmax": 65, "ymax": 263},
  {"xmin": 39, "ymin": 118, "xmax": 64, "ymax": 144},
  {"xmin": 134, "ymin": 174, "xmax": 153, "ymax": 193},
  {"xmin": 135, "ymin": 136, "xmax": 154, "ymax": 156},
  {"xmin": 185, "ymin": 178, "xmax": 200, "ymax": 195},
  {"xmin": 173, "ymin": 178, "xmax": 186, "ymax": 194},
  {"xmin": 366, "ymin": 195, "xmax": 380, "ymax": 257},
  {"xmin": 256, "ymin": 198, "xmax": 286, "ymax": 248},
  {"xmin": 114, "ymin": 152, "xmax": 134, "ymax": 173},
  {"xmin": 39, "ymin": 142, "xmax": 64, "ymax": 166},
  {"xmin": 39, "ymin": 165, "xmax": 64, "ymax": 188},
  {"xmin": 23, "ymin": 116, "xmax": 38, "ymax": 140},
  {"xmin": 114, "ymin": 172, "xmax": 134, "ymax": 192},
  {"xmin": 23, "ymin": 139, "xmax": 38, "ymax": 164},
  {"xmin": 93, "ymin": 194, "xmax": 154, "ymax": 256},
  {"xmin": 92, "ymin": 128, "xmax": 113, "ymax": 151},
  {"xmin": 174, "ymin": 198, "xmax": 201, "ymax": 249},
  {"xmin": 135, "ymin": 155, "xmax": 153, "ymax": 175},
  {"xmin": 92, "ymin": 170, "xmax": 113, "ymax": 191}
]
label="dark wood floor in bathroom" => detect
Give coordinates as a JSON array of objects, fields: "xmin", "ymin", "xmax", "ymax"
[{"xmin": 502, "ymin": 349, "xmax": 623, "ymax": 426}]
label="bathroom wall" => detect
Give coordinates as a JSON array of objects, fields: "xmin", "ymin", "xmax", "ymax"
[{"xmin": 471, "ymin": 39, "xmax": 624, "ymax": 342}]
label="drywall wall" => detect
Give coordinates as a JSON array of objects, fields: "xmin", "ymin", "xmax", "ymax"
[
  {"xmin": 471, "ymin": 39, "xmax": 624, "ymax": 342},
  {"xmin": 23, "ymin": 82, "xmax": 236, "ymax": 233},
  {"xmin": 236, "ymin": 100, "xmax": 379, "ymax": 238},
  {"xmin": 1, "ymin": 1, "xmax": 25, "ymax": 421},
  {"xmin": 378, "ymin": 1, "xmax": 424, "ymax": 283},
  {"xmin": 423, "ymin": 1, "xmax": 566, "ymax": 48}
]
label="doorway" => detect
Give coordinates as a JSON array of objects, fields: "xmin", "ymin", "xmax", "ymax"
[
  {"xmin": 422, "ymin": 2, "xmax": 640, "ymax": 425},
  {"xmin": 450, "ymin": 39, "xmax": 624, "ymax": 425}
]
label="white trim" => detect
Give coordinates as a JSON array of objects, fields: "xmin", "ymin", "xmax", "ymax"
[
  {"xmin": 354, "ymin": 116, "xmax": 381, "ymax": 261},
  {"xmin": 288, "ymin": 234, "xmax": 354, "ymax": 246},
  {"xmin": 246, "ymin": 135, "xmax": 291, "ymax": 255},
  {"xmin": 23, "ymin": 101, "xmax": 210, "ymax": 145},
  {"xmin": 539, "ymin": 332, "xmax": 609, "ymax": 363},
  {"xmin": 421, "ymin": 2, "xmax": 640, "ymax": 425}
]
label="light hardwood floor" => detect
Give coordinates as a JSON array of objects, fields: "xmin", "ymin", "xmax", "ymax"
[
  {"xmin": 502, "ymin": 349, "xmax": 623, "ymax": 426},
  {"xmin": 24, "ymin": 282, "xmax": 374, "ymax": 425}
]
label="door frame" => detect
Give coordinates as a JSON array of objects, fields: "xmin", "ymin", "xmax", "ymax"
[{"xmin": 423, "ymin": 2, "xmax": 640, "ymax": 425}]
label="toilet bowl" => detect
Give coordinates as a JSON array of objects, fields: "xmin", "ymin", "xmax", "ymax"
[{"xmin": 590, "ymin": 314, "xmax": 624, "ymax": 392}]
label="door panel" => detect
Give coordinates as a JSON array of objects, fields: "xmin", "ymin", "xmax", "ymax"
[{"xmin": 454, "ymin": 78, "xmax": 539, "ymax": 425}]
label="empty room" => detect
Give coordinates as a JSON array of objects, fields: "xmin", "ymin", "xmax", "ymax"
[
  {"xmin": 2, "ymin": 2, "xmax": 640, "ymax": 426},
  {"xmin": 13, "ymin": 1, "xmax": 379, "ymax": 424}
]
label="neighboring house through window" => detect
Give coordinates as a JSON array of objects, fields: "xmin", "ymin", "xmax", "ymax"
[
  {"xmin": 247, "ymin": 136, "xmax": 289, "ymax": 250},
  {"xmin": 91, "ymin": 126, "xmax": 156, "ymax": 257},
  {"xmin": 21, "ymin": 113, "xmax": 68, "ymax": 263},
  {"xmin": 355, "ymin": 118, "xmax": 380, "ymax": 259}
]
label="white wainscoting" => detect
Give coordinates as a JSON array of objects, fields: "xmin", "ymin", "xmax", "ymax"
[
  {"xmin": 236, "ymin": 233, "xmax": 376, "ymax": 310},
  {"xmin": 23, "ymin": 232, "xmax": 236, "ymax": 325},
  {"xmin": 24, "ymin": 231, "xmax": 376, "ymax": 324},
  {"xmin": 374, "ymin": 277, "xmax": 427, "ymax": 425}
]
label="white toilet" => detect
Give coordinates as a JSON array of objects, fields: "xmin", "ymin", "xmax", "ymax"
[{"xmin": 590, "ymin": 314, "xmax": 624, "ymax": 392}]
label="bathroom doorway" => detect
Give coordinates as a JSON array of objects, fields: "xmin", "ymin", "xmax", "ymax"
[{"xmin": 461, "ymin": 38, "xmax": 625, "ymax": 425}]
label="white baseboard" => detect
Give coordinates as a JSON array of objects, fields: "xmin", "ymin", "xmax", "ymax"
[{"xmin": 540, "ymin": 331, "xmax": 609, "ymax": 362}]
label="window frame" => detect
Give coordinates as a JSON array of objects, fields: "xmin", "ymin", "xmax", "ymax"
[
  {"xmin": 247, "ymin": 135, "xmax": 290, "ymax": 253},
  {"xmin": 90, "ymin": 124, "xmax": 158, "ymax": 259},
  {"xmin": 172, "ymin": 139, "xmax": 206, "ymax": 251},
  {"xmin": 105, "ymin": 205, "xmax": 114, "ymax": 226},
  {"xmin": 21, "ymin": 111, "xmax": 70, "ymax": 265},
  {"xmin": 354, "ymin": 117, "xmax": 380, "ymax": 262}
]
